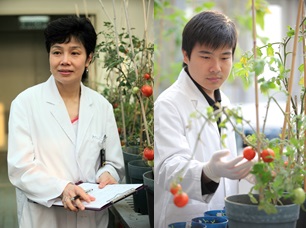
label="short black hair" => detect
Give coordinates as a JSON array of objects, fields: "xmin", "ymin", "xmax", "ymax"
[
  {"xmin": 44, "ymin": 16, "xmax": 97, "ymax": 81},
  {"xmin": 44, "ymin": 16, "xmax": 97, "ymax": 56},
  {"xmin": 182, "ymin": 11, "xmax": 237, "ymax": 60}
]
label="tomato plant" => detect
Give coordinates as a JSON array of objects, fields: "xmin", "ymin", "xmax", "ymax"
[
  {"xmin": 170, "ymin": 183, "xmax": 182, "ymax": 195},
  {"xmin": 143, "ymin": 73, "xmax": 151, "ymax": 80},
  {"xmin": 243, "ymin": 146, "xmax": 256, "ymax": 161},
  {"xmin": 261, "ymin": 148, "xmax": 275, "ymax": 163},
  {"xmin": 173, "ymin": 192, "xmax": 189, "ymax": 207},
  {"xmin": 143, "ymin": 147, "xmax": 154, "ymax": 160},
  {"xmin": 141, "ymin": 85, "xmax": 153, "ymax": 97}
]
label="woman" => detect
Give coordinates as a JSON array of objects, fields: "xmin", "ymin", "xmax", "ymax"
[{"xmin": 7, "ymin": 17, "xmax": 124, "ymax": 228}]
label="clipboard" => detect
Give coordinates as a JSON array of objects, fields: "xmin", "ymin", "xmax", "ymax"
[{"xmin": 53, "ymin": 182, "xmax": 144, "ymax": 211}]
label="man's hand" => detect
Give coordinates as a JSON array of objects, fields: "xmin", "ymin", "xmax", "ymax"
[
  {"xmin": 98, "ymin": 171, "xmax": 117, "ymax": 188},
  {"xmin": 61, "ymin": 183, "xmax": 95, "ymax": 212}
]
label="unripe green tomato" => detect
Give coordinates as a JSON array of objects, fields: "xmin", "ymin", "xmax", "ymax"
[
  {"xmin": 293, "ymin": 187, "xmax": 305, "ymax": 205},
  {"xmin": 147, "ymin": 160, "xmax": 154, "ymax": 167},
  {"xmin": 132, "ymin": 87, "xmax": 139, "ymax": 94}
]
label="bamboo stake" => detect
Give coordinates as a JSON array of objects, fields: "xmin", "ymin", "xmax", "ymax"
[
  {"xmin": 110, "ymin": 0, "xmax": 128, "ymax": 145},
  {"xmin": 98, "ymin": 0, "xmax": 113, "ymax": 23},
  {"xmin": 98, "ymin": 0, "xmax": 128, "ymax": 145},
  {"xmin": 75, "ymin": 4, "xmax": 80, "ymax": 17},
  {"xmin": 83, "ymin": 0, "xmax": 88, "ymax": 18},
  {"xmin": 280, "ymin": 0, "xmax": 304, "ymax": 154},
  {"xmin": 302, "ymin": 2, "xmax": 306, "ymax": 192},
  {"xmin": 251, "ymin": 0, "xmax": 261, "ymax": 157},
  {"xmin": 251, "ymin": 0, "xmax": 264, "ymax": 203},
  {"xmin": 142, "ymin": 0, "xmax": 148, "ymax": 44},
  {"xmin": 122, "ymin": 0, "xmax": 151, "ymax": 146}
]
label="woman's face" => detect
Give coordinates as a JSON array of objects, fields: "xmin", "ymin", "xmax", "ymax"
[{"xmin": 49, "ymin": 36, "xmax": 91, "ymax": 86}]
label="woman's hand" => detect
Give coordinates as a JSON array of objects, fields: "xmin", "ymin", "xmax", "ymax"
[
  {"xmin": 61, "ymin": 183, "xmax": 95, "ymax": 212},
  {"xmin": 98, "ymin": 171, "xmax": 117, "ymax": 188}
]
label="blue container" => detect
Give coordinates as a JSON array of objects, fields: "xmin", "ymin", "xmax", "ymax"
[
  {"xmin": 192, "ymin": 216, "xmax": 228, "ymax": 228},
  {"xmin": 204, "ymin": 210, "xmax": 227, "ymax": 220},
  {"xmin": 168, "ymin": 221, "xmax": 207, "ymax": 228}
]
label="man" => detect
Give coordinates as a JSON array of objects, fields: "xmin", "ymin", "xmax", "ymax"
[{"xmin": 154, "ymin": 11, "xmax": 254, "ymax": 227}]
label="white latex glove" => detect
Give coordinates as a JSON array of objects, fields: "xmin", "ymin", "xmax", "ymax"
[{"xmin": 203, "ymin": 149, "xmax": 254, "ymax": 183}]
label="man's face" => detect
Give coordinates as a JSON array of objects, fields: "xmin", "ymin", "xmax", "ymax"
[{"xmin": 182, "ymin": 43, "xmax": 233, "ymax": 98}]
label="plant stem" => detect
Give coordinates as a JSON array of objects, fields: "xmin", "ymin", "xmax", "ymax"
[{"xmin": 138, "ymin": 94, "xmax": 151, "ymax": 146}]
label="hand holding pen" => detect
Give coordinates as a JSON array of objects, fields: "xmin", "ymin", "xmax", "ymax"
[
  {"xmin": 70, "ymin": 188, "xmax": 93, "ymax": 201},
  {"xmin": 62, "ymin": 183, "xmax": 95, "ymax": 212}
]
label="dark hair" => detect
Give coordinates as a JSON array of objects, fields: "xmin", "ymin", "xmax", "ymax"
[
  {"xmin": 182, "ymin": 11, "xmax": 237, "ymax": 61},
  {"xmin": 44, "ymin": 16, "xmax": 97, "ymax": 81}
]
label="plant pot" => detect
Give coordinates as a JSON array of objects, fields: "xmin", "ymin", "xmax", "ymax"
[
  {"xmin": 296, "ymin": 199, "xmax": 306, "ymax": 228},
  {"xmin": 143, "ymin": 170, "xmax": 154, "ymax": 228},
  {"xmin": 168, "ymin": 221, "xmax": 207, "ymax": 228},
  {"xmin": 192, "ymin": 216, "xmax": 228, "ymax": 228},
  {"xmin": 123, "ymin": 146, "xmax": 142, "ymax": 184},
  {"xmin": 224, "ymin": 194, "xmax": 300, "ymax": 228},
  {"xmin": 128, "ymin": 160, "xmax": 151, "ymax": 214},
  {"xmin": 204, "ymin": 210, "xmax": 227, "ymax": 220}
]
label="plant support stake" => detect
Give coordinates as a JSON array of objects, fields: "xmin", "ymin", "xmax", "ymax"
[{"xmin": 280, "ymin": 0, "xmax": 304, "ymax": 154}]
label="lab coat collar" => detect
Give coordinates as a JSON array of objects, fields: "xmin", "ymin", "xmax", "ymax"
[
  {"xmin": 176, "ymin": 69, "xmax": 209, "ymax": 108},
  {"xmin": 177, "ymin": 69, "xmax": 221, "ymax": 136},
  {"xmin": 43, "ymin": 76, "xmax": 93, "ymax": 146}
]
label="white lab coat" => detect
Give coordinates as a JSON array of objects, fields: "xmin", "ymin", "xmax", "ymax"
[
  {"xmin": 7, "ymin": 75, "xmax": 124, "ymax": 228},
  {"xmin": 154, "ymin": 69, "xmax": 239, "ymax": 227}
]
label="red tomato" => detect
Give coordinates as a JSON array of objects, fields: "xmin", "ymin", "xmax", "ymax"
[
  {"xmin": 143, "ymin": 73, "xmax": 151, "ymax": 80},
  {"xmin": 112, "ymin": 103, "xmax": 119, "ymax": 109},
  {"xmin": 261, "ymin": 148, "xmax": 275, "ymax": 163},
  {"xmin": 243, "ymin": 146, "xmax": 256, "ymax": 161},
  {"xmin": 170, "ymin": 183, "xmax": 182, "ymax": 195},
  {"xmin": 141, "ymin": 85, "xmax": 153, "ymax": 97},
  {"xmin": 173, "ymin": 192, "xmax": 189, "ymax": 207},
  {"xmin": 143, "ymin": 147, "xmax": 154, "ymax": 160}
]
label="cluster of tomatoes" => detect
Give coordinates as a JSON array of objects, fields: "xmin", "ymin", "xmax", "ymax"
[
  {"xmin": 141, "ymin": 73, "xmax": 153, "ymax": 97},
  {"xmin": 170, "ymin": 183, "xmax": 189, "ymax": 207},
  {"xmin": 243, "ymin": 146, "xmax": 306, "ymax": 205},
  {"xmin": 242, "ymin": 146, "xmax": 275, "ymax": 162},
  {"xmin": 132, "ymin": 73, "xmax": 153, "ymax": 98}
]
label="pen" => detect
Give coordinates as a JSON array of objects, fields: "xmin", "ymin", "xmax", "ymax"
[
  {"xmin": 100, "ymin": 135, "xmax": 107, "ymax": 167},
  {"xmin": 70, "ymin": 188, "xmax": 93, "ymax": 201}
]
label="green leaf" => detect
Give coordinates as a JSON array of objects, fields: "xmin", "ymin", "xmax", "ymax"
[
  {"xmin": 266, "ymin": 44, "xmax": 274, "ymax": 57},
  {"xmin": 254, "ymin": 59, "xmax": 265, "ymax": 76},
  {"xmin": 298, "ymin": 64, "xmax": 304, "ymax": 73},
  {"xmin": 286, "ymin": 26, "xmax": 295, "ymax": 37}
]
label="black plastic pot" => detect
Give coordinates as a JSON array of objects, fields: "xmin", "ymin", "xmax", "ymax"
[
  {"xmin": 128, "ymin": 160, "xmax": 151, "ymax": 214},
  {"xmin": 122, "ymin": 146, "xmax": 142, "ymax": 184},
  {"xmin": 143, "ymin": 170, "xmax": 154, "ymax": 228}
]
